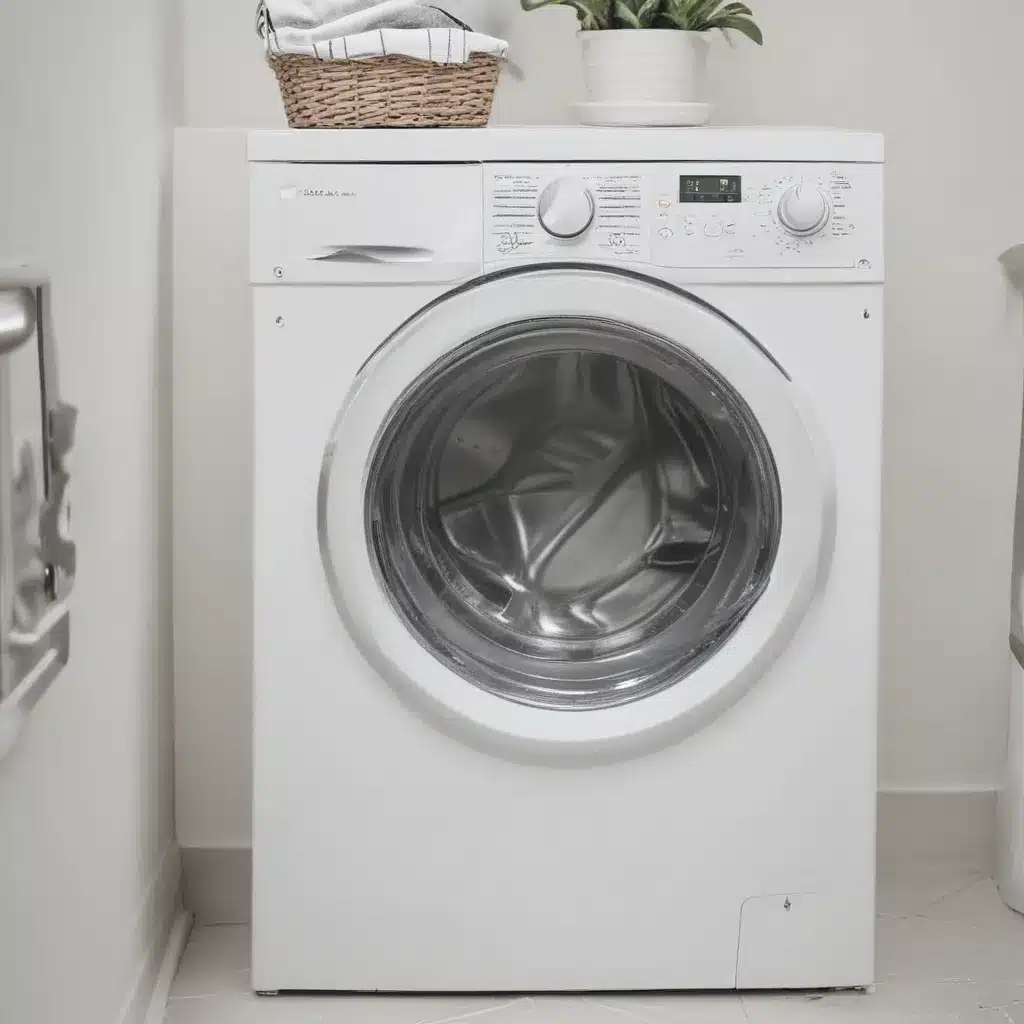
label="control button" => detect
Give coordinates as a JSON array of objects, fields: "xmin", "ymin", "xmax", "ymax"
[
  {"xmin": 724, "ymin": 222, "xmax": 737, "ymax": 235},
  {"xmin": 684, "ymin": 223, "xmax": 696, "ymax": 236},
  {"xmin": 658, "ymin": 227, "xmax": 674, "ymax": 239},
  {"xmin": 704, "ymin": 221, "xmax": 724, "ymax": 238},
  {"xmin": 537, "ymin": 178, "xmax": 596, "ymax": 239},
  {"xmin": 657, "ymin": 199, "xmax": 672, "ymax": 209},
  {"xmin": 777, "ymin": 183, "xmax": 831, "ymax": 236}
]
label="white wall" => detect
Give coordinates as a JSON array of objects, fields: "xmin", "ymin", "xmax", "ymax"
[
  {"xmin": 174, "ymin": 131, "xmax": 254, "ymax": 852},
  {"xmin": 0, "ymin": 1, "xmax": 181, "ymax": 1021},
  {"xmin": 174, "ymin": 0, "xmax": 1024, "ymax": 858}
]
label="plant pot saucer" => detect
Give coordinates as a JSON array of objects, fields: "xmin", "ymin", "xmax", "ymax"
[{"xmin": 571, "ymin": 100, "xmax": 711, "ymax": 127}]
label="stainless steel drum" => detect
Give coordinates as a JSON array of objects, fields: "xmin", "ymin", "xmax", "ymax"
[{"xmin": 367, "ymin": 317, "xmax": 782, "ymax": 711}]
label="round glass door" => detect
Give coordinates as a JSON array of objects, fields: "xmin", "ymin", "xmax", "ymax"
[
  {"xmin": 320, "ymin": 266, "xmax": 831, "ymax": 756},
  {"xmin": 366, "ymin": 315, "xmax": 782, "ymax": 711}
]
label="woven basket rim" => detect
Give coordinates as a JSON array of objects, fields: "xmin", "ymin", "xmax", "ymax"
[{"xmin": 268, "ymin": 51, "xmax": 503, "ymax": 65}]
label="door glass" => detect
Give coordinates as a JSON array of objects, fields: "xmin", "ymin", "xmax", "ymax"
[{"xmin": 364, "ymin": 316, "xmax": 782, "ymax": 711}]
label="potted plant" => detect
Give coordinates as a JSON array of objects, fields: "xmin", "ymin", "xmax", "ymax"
[{"xmin": 519, "ymin": 0, "xmax": 762, "ymax": 126}]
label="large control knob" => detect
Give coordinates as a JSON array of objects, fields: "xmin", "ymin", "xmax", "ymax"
[
  {"xmin": 777, "ymin": 183, "xmax": 831, "ymax": 236},
  {"xmin": 537, "ymin": 178, "xmax": 596, "ymax": 239}
]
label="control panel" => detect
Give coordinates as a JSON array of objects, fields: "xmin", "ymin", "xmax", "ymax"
[
  {"xmin": 485, "ymin": 163, "xmax": 882, "ymax": 272},
  {"xmin": 489, "ymin": 168, "xmax": 645, "ymax": 262}
]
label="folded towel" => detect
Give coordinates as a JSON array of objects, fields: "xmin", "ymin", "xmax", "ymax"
[
  {"xmin": 369, "ymin": 5, "xmax": 472, "ymax": 29},
  {"xmin": 266, "ymin": 0, "xmax": 382, "ymax": 29},
  {"xmin": 272, "ymin": 3, "xmax": 463, "ymax": 45},
  {"xmin": 258, "ymin": 0, "xmax": 508, "ymax": 64},
  {"xmin": 268, "ymin": 26, "xmax": 508, "ymax": 63},
  {"xmin": 269, "ymin": 0, "xmax": 458, "ymax": 36}
]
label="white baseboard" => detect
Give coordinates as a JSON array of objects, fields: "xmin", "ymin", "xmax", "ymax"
[
  {"xmin": 144, "ymin": 912, "xmax": 194, "ymax": 1024},
  {"xmin": 877, "ymin": 787, "xmax": 996, "ymax": 873},
  {"xmin": 181, "ymin": 790, "xmax": 1000, "ymax": 926},
  {"xmin": 116, "ymin": 841, "xmax": 186, "ymax": 1024}
]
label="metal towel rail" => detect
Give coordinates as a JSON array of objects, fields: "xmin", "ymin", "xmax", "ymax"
[{"xmin": 0, "ymin": 271, "xmax": 77, "ymax": 760}]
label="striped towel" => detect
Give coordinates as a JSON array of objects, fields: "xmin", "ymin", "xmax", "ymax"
[{"xmin": 257, "ymin": 0, "xmax": 508, "ymax": 64}]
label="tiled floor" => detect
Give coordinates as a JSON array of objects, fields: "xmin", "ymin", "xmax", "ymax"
[{"xmin": 165, "ymin": 867, "xmax": 1024, "ymax": 1022}]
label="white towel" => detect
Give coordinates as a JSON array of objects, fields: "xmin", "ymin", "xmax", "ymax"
[
  {"xmin": 267, "ymin": 0, "xmax": 390, "ymax": 29},
  {"xmin": 261, "ymin": 0, "xmax": 508, "ymax": 64},
  {"xmin": 268, "ymin": 27, "xmax": 507, "ymax": 62}
]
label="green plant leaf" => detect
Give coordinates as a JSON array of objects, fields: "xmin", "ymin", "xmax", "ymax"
[
  {"xmin": 718, "ymin": 1, "xmax": 754, "ymax": 16},
  {"xmin": 686, "ymin": 0, "xmax": 727, "ymax": 29},
  {"xmin": 519, "ymin": 0, "xmax": 612, "ymax": 29},
  {"xmin": 656, "ymin": 0, "xmax": 763, "ymax": 38},
  {"xmin": 614, "ymin": 0, "xmax": 642, "ymax": 27},
  {"xmin": 520, "ymin": 0, "xmax": 761, "ymax": 36},
  {"xmin": 636, "ymin": 0, "xmax": 663, "ymax": 26},
  {"xmin": 656, "ymin": 0, "xmax": 689, "ymax": 29},
  {"xmin": 718, "ymin": 13, "xmax": 763, "ymax": 43},
  {"xmin": 663, "ymin": 0, "xmax": 722, "ymax": 30},
  {"xmin": 612, "ymin": 0, "xmax": 656, "ymax": 26},
  {"xmin": 573, "ymin": 0, "xmax": 614, "ymax": 28}
]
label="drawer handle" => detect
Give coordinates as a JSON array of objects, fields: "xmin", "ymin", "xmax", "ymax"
[{"xmin": 310, "ymin": 245, "xmax": 436, "ymax": 264}]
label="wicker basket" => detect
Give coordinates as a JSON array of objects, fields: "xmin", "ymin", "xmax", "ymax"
[{"xmin": 268, "ymin": 52, "xmax": 501, "ymax": 128}]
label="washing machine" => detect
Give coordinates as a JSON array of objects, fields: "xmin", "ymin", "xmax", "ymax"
[{"xmin": 249, "ymin": 127, "xmax": 884, "ymax": 994}]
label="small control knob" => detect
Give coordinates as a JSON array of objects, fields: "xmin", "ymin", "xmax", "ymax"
[
  {"xmin": 777, "ymin": 184, "xmax": 831, "ymax": 236},
  {"xmin": 537, "ymin": 178, "xmax": 596, "ymax": 239}
]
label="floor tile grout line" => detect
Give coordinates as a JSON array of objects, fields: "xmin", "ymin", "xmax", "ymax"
[
  {"xmin": 982, "ymin": 997, "xmax": 1024, "ymax": 1011},
  {"xmin": 882, "ymin": 909, "xmax": 1021, "ymax": 931},
  {"xmin": 168, "ymin": 971, "xmax": 251, "ymax": 1001},
  {"xmin": 166, "ymin": 990, "xmax": 241, "ymax": 1003},
  {"xmin": 580, "ymin": 994, "xmax": 654, "ymax": 1023},
  {"xmin": 415, "ymin": 996, "xmax": 532, "ymax": 1024},
  {"xmin": 920, "ymin": 872, "xmax": 988, "ymax": 910}
]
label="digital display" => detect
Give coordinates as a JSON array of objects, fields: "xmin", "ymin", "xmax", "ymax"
[{"xmin": 680, "ymin": 175, "xmax": 742, "ymax": 203}]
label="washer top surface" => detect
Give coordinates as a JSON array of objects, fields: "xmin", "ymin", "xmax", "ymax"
[{"xmin": 247, "ymin": 126, "xmax": 884, "ymax": 164}]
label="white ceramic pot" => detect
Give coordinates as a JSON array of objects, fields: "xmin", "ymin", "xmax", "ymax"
[{"xmin": 575, "ymin": 29, "xmax": 711, "ymax": 126}]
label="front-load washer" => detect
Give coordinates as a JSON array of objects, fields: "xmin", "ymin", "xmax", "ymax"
[{"xmin": 249, "ymin": 127, "xmax": 884, "ymax": 993}]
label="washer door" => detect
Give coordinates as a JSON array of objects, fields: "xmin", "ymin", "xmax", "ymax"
[{"xmin": 320, "ymin": 266, "xmax": 834, "ymax": 758}]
